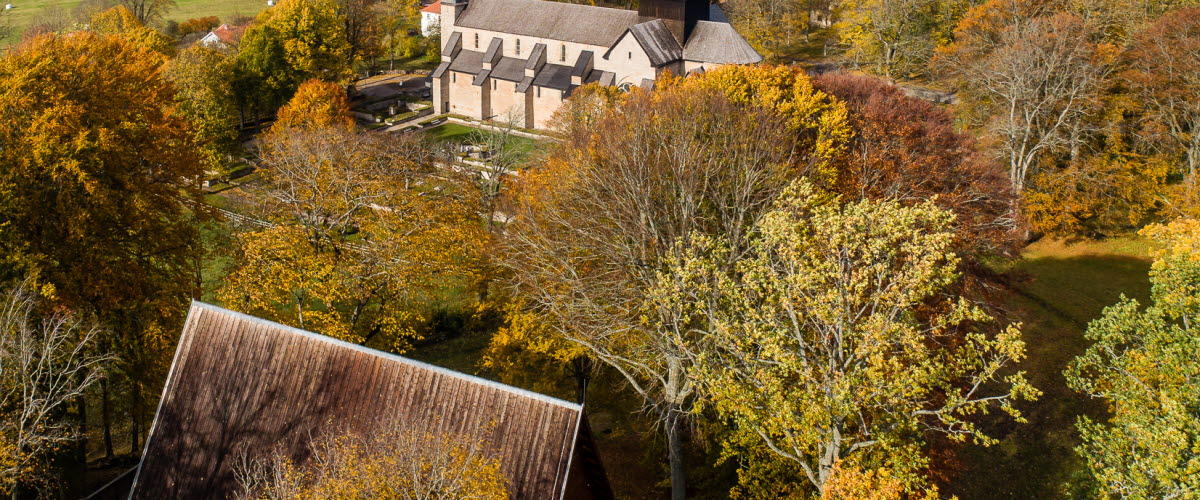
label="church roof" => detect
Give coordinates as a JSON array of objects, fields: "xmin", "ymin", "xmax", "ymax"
[
  {"xmin": 683, "ymin": 20, "xmax": 764, "ymax": 64},
  {"xmin": 130, "ymin": 302, "xmax": 597, "ymax": 499},
  {"xmin": 619, "ymin": 20, "xmax": 682, "ymax": 67},
  {"xmin": 456, "ymin": 0, "xmax": 640, "ymax": 47}
]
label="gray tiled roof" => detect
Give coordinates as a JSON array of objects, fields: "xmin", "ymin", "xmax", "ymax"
[
  {"xmin": 533, "ymin": 63, "xmax": 573, "ymax": 90},
  {"xmin": 526, "ymin": 43, "xmax": 547, "ymax": 70},
  {"xmin": 683, "ymin": 20, "xmax": 763, "ymax": 64},
  {"xmin": 571, "ymin": 50, "xmax": 594, "ymax": 77},
  {"xmin": 456, "ymin": 0, "xmax": 640, "ymax": 47},
  {"xmin": 448, "ymin": 49, "xmax": 484, "ymax": 73},
  {"xmin": 491, "ymin": 56, "xmax": 527, "ymax": 82},
  {"xmin": 431, "ymin": 61, "xmax": 451, "ymax": 78},
  {"xmin": 483, "ymin": 37, "xmax": 503, "ymax": 64},
  {"xmin": 626, "ymin": 20, "xmax": 682, "ymax": 67},
  {"xmin": 442, "ymin": 31, "xmax": 462, "ymax": 57}
]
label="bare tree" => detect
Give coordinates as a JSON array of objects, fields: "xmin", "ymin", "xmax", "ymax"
[
  {"xmin": 0, "ymin": 279, "xmax": 112, "ymax": 492},
  {"xmin": 941, "ymin": 13, "xmax": 1108, "ymax": 191},
  {"xmin": 464, "ymin": 110, "xmax": 535, "ymax": 232},
  {"xmin": 118, "ymin": 0, "xmax": 174, "ymax": 25},
  {"xmin": 504, "ymin": 87, "xmax": 804, "ymax": 500}
]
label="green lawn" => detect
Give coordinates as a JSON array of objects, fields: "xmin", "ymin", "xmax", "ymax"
[
  {"xmin": 423, "ymin": 123, "xmax": 478, "ymax": 142},
  {"xmin": 945, "ymin": 236, "xmax": 1153, "ymax": 499},
  {"xmin": 1, "ymin": 0, "xmax": 265, "ymax": 45}
]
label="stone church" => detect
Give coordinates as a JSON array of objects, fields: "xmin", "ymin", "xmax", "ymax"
[{"xmin": 431, "ymin": 0, "xmax": 762, "ymax": 129}]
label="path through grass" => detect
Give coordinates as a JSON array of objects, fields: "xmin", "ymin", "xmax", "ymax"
[{"xmin": 945, "ymin": 237, "xmax": 1152, "ymax": 499}]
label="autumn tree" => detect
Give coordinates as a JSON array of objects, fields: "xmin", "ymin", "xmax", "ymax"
[
  {"xmin": 118, "ymin": 0, "xmax": 174, "ymax": 24},
  {"xmin": 1065, "ymin": 219, "xmax": 1200, "ymax": 498},
  {"xmin": 178, "ymin": 16, "xmax": 220, "ymax": 37},
  {"xmin": 812, "ymin": 72, "xmax": 1019, "ymax": 260},
  {"xmin": 232, "ymin": 0, "xmax": 353, "ymax": 125},
  {"xmin": 0, "ymin": 31, "xmax": 207, "ymax": 458},
  {"xmin": 89, "ymin": 5, "xmax": 175, "ymax": 55},
  {"xmin": 1123, "ymin": 8, "xmax": 1200, "ymax": 214},
  {"xmin": 217, "ymin": 125, "xmax": 484, "ymax": 348},
  {"xmin": 273, "ymin": 78, "xmax": 355, "ymax": 130},
  {"xmin": 0, "ymin": 280, "xmax": 112, "ymax": 494},
  {"xmin": 938, "ymin": 9, "xmax": 1109, "ymax": 191},
  {"xmin": 234, "ymin": 421, "xmax": 508, "ymax": 499},
  {"xmin": 723, "ymin": 0, "xmax": 808, "ymax": 60},
  {"xmin": 374, "ymin": 0, "xmax": 419, "ymax": 70},
  {"xmin": 666, "ymin": 181, "xmax": 1037, "ymax": 496},
  {"xmin": 168, "ymin": 45, "xmax": 241, "ymax": 170},
  {"xmin": 505, "ymin": 66, "xmax": 848, "ymax": 500},
  {"xmin": 837, "ymin": 0, "xmax": 942, "ymax": 79},
  {"xmin": 335, "ymin": 0, "xmax": 383, "ymax": 73}
]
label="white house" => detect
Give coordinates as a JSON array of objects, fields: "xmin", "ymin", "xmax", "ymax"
[
  {"xmin": 198, "ymin": 24, "xmax": 244, "ymax": 49},
  {"xmin": 430, "ymin": 0, "xmax": 762, "ymax": 129},
  {"xmin": 421, "ymin": 2, "xmax": 441, "ymax": 37}
]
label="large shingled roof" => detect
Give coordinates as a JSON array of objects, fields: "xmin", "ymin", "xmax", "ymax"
[
  {"xmin": 455, "ymin": 0, "xmax": 640, "ymax": 47},
  {"xmin": 130, "ymin": 302, "xmax": 612, "ymax": 499},
  {"xmin": 683, "ymin": 20, "xmax": 764, "ymax": 64}
]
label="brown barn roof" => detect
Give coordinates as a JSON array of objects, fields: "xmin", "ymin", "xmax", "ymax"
[{"xmin": 130, "ymin": 302, "xmax": 611, "ymax": 500}]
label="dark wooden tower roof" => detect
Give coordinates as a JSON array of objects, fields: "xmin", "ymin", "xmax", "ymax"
[{"xmin": 129, "ymin": 302, "xmax": 612, "ymax": 499}]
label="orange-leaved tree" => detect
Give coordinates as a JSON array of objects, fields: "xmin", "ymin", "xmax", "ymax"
[
  {"xmin": 0, "ymin": 31, "xmax": 207, "ymax": 459},
  {"xmin": 273, "ymin": 78, "xmax": 355, "ymax": 131}
]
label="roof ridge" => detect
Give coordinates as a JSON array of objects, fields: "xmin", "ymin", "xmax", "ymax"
[{"xmin": 188, "ymin": 301, "xmax": 583, "ymax": 411}]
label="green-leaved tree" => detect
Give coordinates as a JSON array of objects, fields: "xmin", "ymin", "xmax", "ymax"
[{"xmin": 1066, "ymin": 219, "xmax": 1200, "ymax": 498}]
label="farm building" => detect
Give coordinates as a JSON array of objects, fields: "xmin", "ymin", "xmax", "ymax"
[{"xmin": 126, "ymin": 301, "xmax": 612, "ymax": 499}]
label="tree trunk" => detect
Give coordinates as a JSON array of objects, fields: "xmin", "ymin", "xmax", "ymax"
[
  {"xmin": 101, "ymin": 379, "xmax": 113, "ymax": 460},
  {"xmin": 130, "ymin": 384, "xmax": 142, "ymax": 455},
  {"xmin": 77, "ymin": 392, "xmax": 88, "ymax": 463},
  {"xmin": 571, "ymin": 356, "xmax": 592, "ymax": 406},
  {"xmin": 665, "ymin": 407, "xmax": 686, "ymax": 500}
]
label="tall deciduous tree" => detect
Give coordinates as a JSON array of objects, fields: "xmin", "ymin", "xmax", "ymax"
[
  {"xmin": 118, "ymin": 0, "xmax": 174, "ymax": 24},
  {"xmin": 234, "ymin": 421, "xmax": 508, "ymax": 499},
  {"xmin": 273, "ymin": 78, "xmax": 355, "ymax": 130},
  {"xmin": 168, "ymin": 45, "xmax": 241, "ymax": 170},
  {"xmin": 812, "ymin": 72, "xmax": 1019, "ymax": 260},
  {"xmin": 505, "ymin": 66, "xmax": 848, "ymax": 500},
  {"xmin": 1066, "ymin": 219, "xmax": 1200, "ymax": 498},
  {"xmin": 218, "ymin": 125, "xmax": 484, "ymax": 348},
  {"xmin": 938, "ymin": 9, "xmax": 1109, "ymax": 191},
  {"xmin": 1124, "ymin": 8, "xmax": 1200, "ymax": 178},
  {"xmin": 667, "ymin": 181, "xmax": 1036, "ymax": 496},
  {"xmin": 233, "ymin": 0, "xmax": 353, "ymax": 125},
  {"xmin": 0, "ymin": 31, "xmax": 207, "ymax": 458},
  {"xmin": 89, "ymin": 4, "xmax": 175, "ymax": 55}
]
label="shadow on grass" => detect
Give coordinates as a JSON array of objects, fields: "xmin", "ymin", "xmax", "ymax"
[{"xmin": 944, "ymin": 254, "xmax": 1150, "ymax": 499}]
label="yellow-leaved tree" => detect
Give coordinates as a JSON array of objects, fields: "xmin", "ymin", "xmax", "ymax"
[
  {"xmin": 660, "ymin": 180, "xmax": 1037, "ymax": 497},
  {"xmin": 0, "ymin": 31, "xmax": 207, "ymax": 459},
  {"xmin": 503, "ymin": 65, "xmax": 850, "ymax": 500},
  {"xmin": 234, "ymin": 422, "xmax": 508, "ymax": 499},
  {"xmin": 218, "ymin": 120, "xmax": 485, "ymax": 348}
]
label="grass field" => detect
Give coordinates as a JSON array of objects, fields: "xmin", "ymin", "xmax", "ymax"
[
  {"xmin": 945, "ymin": 236, "xmax": 1153, "ymax": 499},
  {"xmin": 1, "ymin": 0, "xmax": 266, "ymax": 46}
]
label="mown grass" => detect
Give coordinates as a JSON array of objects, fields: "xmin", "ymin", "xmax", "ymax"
[
  {"xmin": 1, "ymin": 0, "xmax": 265, "ymax": 46},
  {"xmin": 945, "ymin": 236, "xmax": 1153, "ymax": 499}
]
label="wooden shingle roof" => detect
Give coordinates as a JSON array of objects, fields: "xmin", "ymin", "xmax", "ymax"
[{"xmin": 130, "ymin": 302, "xmax": 611, "ymax": 499}]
